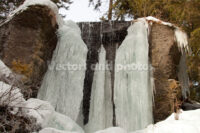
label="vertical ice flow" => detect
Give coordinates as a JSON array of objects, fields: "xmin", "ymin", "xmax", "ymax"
[
  {"xmin": 85, "ymin": 46, "xmax": 113, "ymax": 133},
  {"xmin": 114, "ymin": 20, "xmax": 153, "ymax": 131},
  {"xmin": 37, "ymin": 20, "xmax": 88, "ymax": 123}
]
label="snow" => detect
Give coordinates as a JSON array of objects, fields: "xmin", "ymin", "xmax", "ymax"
[
  {"xmin": 114, "ymin": 18, "xmax": 153, "ymax": 131},
  {"xmin": 0, "ymin": 82, "xmax": 84, "ymax": 133},
  {"xmin": 23, "ymin": 98, "xmax": 55, "ymax": 124},
  {"xmin": 20, "ymin": 98, "xmax": 84, "ymax": 132},
  {"xmin": 0, "ymin": 60, "xmax": 12, "ymax": 78},
  {"xmin": 129, "ymin": 109, "xmax": 200, "ymax": 133},
  {"xmin": 166, "ymin": 109, "xmax": 200, "ymax": 121},
  {"xmin": 1, "ymin": 0, "xmax": 64, "ymax": 26},
  {"xmin": 38, "ymin": 20, "xmax": 88, "ymax": 123},
  {"xmin": 22, "ymin": 98, "xmax": 84, "ymax": 132},
  {"xmin": 142, "ymin": 120, "xmax": 200, "ymax": 133},
  {"xmin": 95, "ymin": 127, "xmax": 127, "ymax": 133},
  {"xmin": 0, "ymin": 81, "xmax": 25, "ymax": 113},
  {"xmin": 145, "ymin": 16, "xmax": 173, "ymax": 27},
  {"xmin": 39, "ymin": 128, "xmax": 79, "ymax": 133},
  {"xmin": 96, "ymin": 110, "xmax": 200, "ymax": 133}
]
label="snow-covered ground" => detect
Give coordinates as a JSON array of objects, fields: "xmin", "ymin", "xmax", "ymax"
[{"xmin": 97, "ymin": 109, "xmax": 200, "ymax": 133}]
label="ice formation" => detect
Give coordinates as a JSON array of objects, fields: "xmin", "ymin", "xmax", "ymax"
[
  {"xmin": 143, "ymin": 16, "xmax": 189, "ymax": 54},
  {"xmin": 114, "ymin": 20, "xmax": 153, "ymax": 131},
  {"xmin": 178, "ymin": 51, "xmax": 190, "ymax": 98},
  {"xmin": 175, "ymin": 29, "xmax": 189, "ymax": 53},
  {"xmin": 37, "ymin": 20, "xmax": 88, "ymax": 123},
  {"xmin": 85, "ymin": 46, "xmax": 113, "ymax": 133}
]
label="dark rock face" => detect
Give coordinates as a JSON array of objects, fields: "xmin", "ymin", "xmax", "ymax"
[
  {"xmin": 78, "ymin": 21, "xmax": 131, "ymax": 124},
  {"xmin": 0, "ymin": 5, "xmax": 58, "ymax": 98}
]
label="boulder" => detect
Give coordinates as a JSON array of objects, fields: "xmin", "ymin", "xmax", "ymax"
[
  {"xmin": 149, "ymin": 23, "xmax": 182, "ymax": 122},
  {"xmin": 23, "ymin": 98, "xmax": 84, "ymax": 133},
  {"xmin": 0, "ymin": 5, "xmax": 58, "ymax": 98},
  {"xmin": 181, "ymin": 100, "xmax": 200, "ymax": 111}
]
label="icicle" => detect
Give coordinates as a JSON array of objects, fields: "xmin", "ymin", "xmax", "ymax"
[
  {"xmin": 38, "ymin": 20, "xmax": 88, "ymax": 123},
  {"xmin": 100, "ymin": 22, "xmax": 103, "ymax": 45},
  {"xmin": 104, "ymin": 69, "xmax": 113, "ymax": 128},
  {"xmin": 149, "ymin": 64, "xmax": 155, "ymax": 103},
  {"xmin": 85, "ymin": 46, "xmax": 113, "ymax": 133},
  {"xmin": 174, "ymin": 28, "xmax": 189, "ymax": 54},
  {"xmin": 178, "ymin": 51, "xmax": 190, "ymax": 98},
  {"xmin": 174, "ymin": 28, "xmax": 190, "ymax": 98},
  {"xmin": 114, "ymin": 20, "xmax": 153, "ymax": 131}
]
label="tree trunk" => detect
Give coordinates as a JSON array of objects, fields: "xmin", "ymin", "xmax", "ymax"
[{"xmin": 108, "ymin": 0, "xmax": 113, "ymax": 20}]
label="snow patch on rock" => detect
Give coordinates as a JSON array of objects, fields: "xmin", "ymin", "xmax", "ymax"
[
  {"xmin": 135, "ymin": 16, "xmax": 189, "ymax": 54},
  {"xmin": 145, "ymin": 16, "xmax": 173, "ymax": 27},
  {"xmin": 1, "ymin": 0, "xmax": 64, "ymax": 26},
  {"xmin": 175, "ymin": 28, "xmax": 189, "ymax": 53}
]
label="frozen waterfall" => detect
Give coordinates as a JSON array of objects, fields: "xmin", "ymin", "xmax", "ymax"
[
  {"xmin": 85, "ymin": 46, "xmax": 113, "ymax": 133},
  {"xmin": 114, "ymin": 20, "xmax": 153, "ymax": 131},
  {"xmin": 178, "ymin": 51, "xmax": 190, "ymax": 98},
  {"xmin": 37, "ymin": 21, "xmax": 88, "ymax": 123}
]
